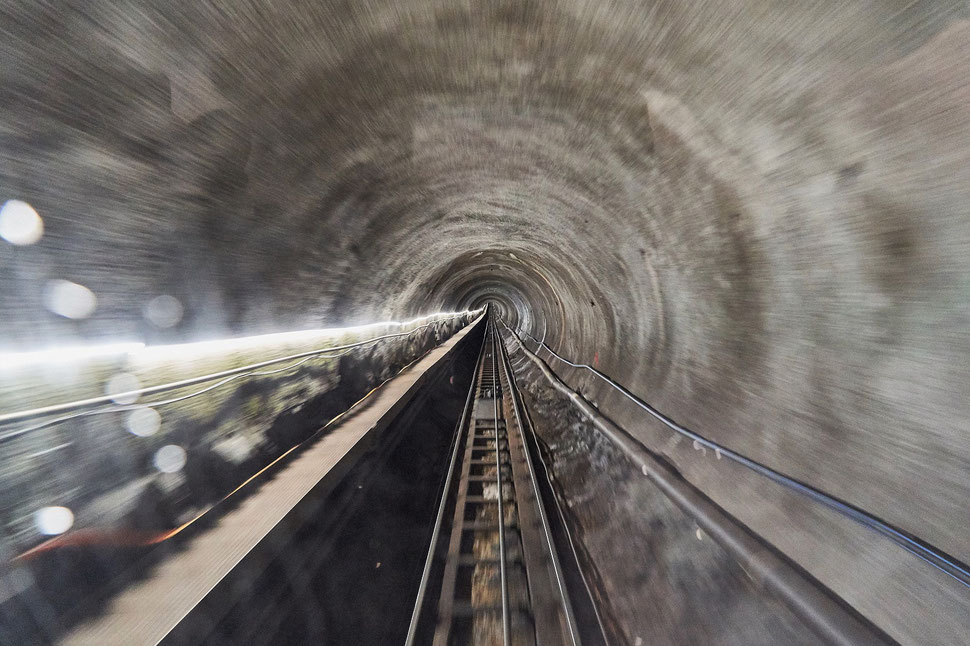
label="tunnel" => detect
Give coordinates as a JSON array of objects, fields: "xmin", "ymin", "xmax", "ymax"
[{"xmin": 1, "ymin": 2, "xmax": 969, "ymax": 645}]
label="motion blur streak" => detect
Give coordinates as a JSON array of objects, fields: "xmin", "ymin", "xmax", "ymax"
[
  {"xmin": 1, "ymin": 1, "xmax": 969, "ymax": 644},
  {"xmin": 131, "ymin": 310, "xmax": 480, "ymax": 360},
  {"xmin": 0, "ymin": 310, "xmax": 475, "ymax": 369},
  {"xmin": 0, "ymin": 310, "xmax": 477, "ymax": 425},
  {"xmin": 0, "ymin": 343, "xmax": 146, "ymax": 371}
]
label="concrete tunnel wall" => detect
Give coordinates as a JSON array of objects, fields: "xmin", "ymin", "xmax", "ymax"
[
  {"xmin": 1, "ymin": 0, "xmax": 969, "ymax": 624},
  {"xmin": 0, "ymin": 315, "xmax": 474, "ymax": 556}
]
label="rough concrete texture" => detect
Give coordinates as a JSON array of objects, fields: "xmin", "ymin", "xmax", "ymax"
[
  {"xmin": 508, "ymin": 346, "xmax": 820, "ymax": 646},
  {"xmin": 0, "ymin": 1, "xmax": 969, "ymax": 643}
]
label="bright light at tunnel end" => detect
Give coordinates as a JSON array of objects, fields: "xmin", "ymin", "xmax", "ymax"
[{"xmin": 0, "ymin": 309, "xmax": 482, "ymax": 370}]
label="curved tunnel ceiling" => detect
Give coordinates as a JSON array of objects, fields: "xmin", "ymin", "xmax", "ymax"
[{"xmin": 2, "ymin": 0, "xmax": 970, "ymax": 587}]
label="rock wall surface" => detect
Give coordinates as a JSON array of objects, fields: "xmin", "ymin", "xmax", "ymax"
[{"xmin": 0, "ymin": 314, "xmax": 472, "ymax": 557}]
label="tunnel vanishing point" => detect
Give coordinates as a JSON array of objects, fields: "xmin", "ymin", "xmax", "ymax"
[{"xmin": 1, "ymin": 2, "xmax": 970, "ymax": 645}]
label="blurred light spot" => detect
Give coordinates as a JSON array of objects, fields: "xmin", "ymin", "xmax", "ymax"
[
  {"xmin": 696, "ymin": 527, "xmax": 704, "ymax": 541},
  {"xmin": 144, "ymin": 295, "xmax": 183, "ymax": 329},
  {"xmin": 34, "ymin": 506, "xmax": 73, "ymax": 535},
  {"xmin": 635, "ymin": 638, "xmax": 643, "ymax": 646},
  {"xmin": 715, "ymin": 447, "xmax": 722, "ymax": 460},
  {"xmin": 105, "ymin": 372, "xmax": 141, "ymax": 404},
  {"xmin": 154, "ymin": 444, "xmax": 186, "ymax": 473},
  {"xmin": 0, "ymin": 200, "xmax": 43, "ymax": 245},
  {"xmin": 43, "ymin": 279, "xmax": 96, "ymax": 319},
  {"xmin": 127, "ymin": 407, "xmax": 161, "ymax": 437},
  {"xmin": 693, "ymin": 440, "xmax": 702, "ymax": 451},
  {"xmin": 641, "ymin": 464, "xmax": 648, "ymax": 476}
]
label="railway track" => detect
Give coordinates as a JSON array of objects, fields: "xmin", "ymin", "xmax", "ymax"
[{"xmin": 407, "ymin": 319, "xmax": 607, "ymax": 646}]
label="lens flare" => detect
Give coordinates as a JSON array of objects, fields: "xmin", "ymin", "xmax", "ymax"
[
  {"xmin": 0, "ymin": 200, "xmax": 43, "ymax": 245},
  {"xmin": 153, "ymin": 445, "xmax": 187, "ymax": 473},
  {"xmin": 34, "ymin": 506, "xmax": 74, "ymax": 535},
  {"xmin": 42, "ymin": 280, "xmax": 97, "ymax": 319}
]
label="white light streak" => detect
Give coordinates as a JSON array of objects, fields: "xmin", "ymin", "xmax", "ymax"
[
  {"xmin": 131, "ymin": 309, "xmax": 480, "ymax": 361},
  {"xmin": 0, "ymin": 342, "xmax": 145, "ymax": 371},
  {"xmin": 0, "ymin": 309, "xmax": 480, "ymax": 374}
]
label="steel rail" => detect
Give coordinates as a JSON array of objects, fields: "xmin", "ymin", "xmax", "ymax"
[
  {"xmin": 495, "ymin": 325, "xmax": 584, "ymax": 646},
  {"xmin": 502, "ymin": 320, "xmax": 970, "ymax": 591},
  {"xmin": 404, "ymin": 328, "xmax": 486, "ymax": 646},
  {"xmin": 505, "ymin": 353, "xmax": 613, "ymax": 646},
  {"xmin": 491, "ymin": 321, "xmax": 512, "ymax": 646},
  {"xmin": 506, "ymin": 326, "xmax": 892, "ymax": 646},
  {"xmin": 0, "ymin": 314, "xmax": 471, "ymax": 434}
]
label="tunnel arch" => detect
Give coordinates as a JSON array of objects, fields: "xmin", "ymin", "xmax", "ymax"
[{"xmin": 0, "ymin": 1, "xmax": 969, "ymax": 621}]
